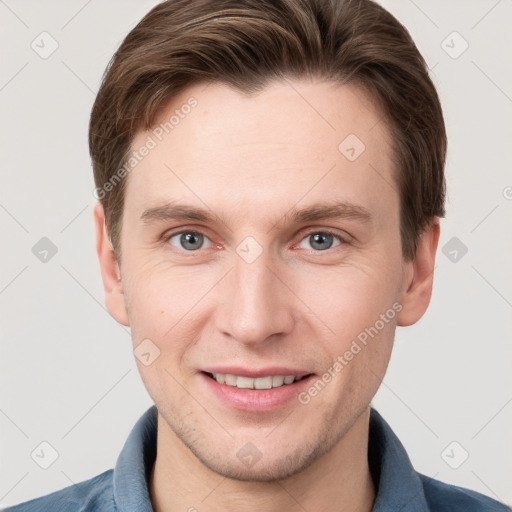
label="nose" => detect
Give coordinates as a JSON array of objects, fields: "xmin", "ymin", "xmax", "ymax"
[{"xmin": 214, "ymin": 248, "xmax": 295, "ymax": 346}]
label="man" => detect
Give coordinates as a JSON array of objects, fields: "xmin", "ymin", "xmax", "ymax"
[{"xmin": 4, "ymin": 0, "xmax": 509, "ymax": 510}]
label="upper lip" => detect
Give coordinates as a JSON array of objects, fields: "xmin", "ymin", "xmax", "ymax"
[{"xmin": 202, "ymin": 366, "xmax": 312, "ymax": 378}]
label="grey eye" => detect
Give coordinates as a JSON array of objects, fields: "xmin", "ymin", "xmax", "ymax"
[
  {"xmin": 168, "ymin": 232, "xmax": 210, "ymax": 251},
  {"xmin": 298, "ymin": 232, "xmax": 341, "ymax": 251}
]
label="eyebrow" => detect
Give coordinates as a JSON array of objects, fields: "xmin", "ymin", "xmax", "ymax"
[{"xmin": 139, "ymin": 200, "xmax": 373, "ymax": 228}]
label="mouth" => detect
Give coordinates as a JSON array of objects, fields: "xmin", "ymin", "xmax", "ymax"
[
  {"xmin": 202, "ymin": 371, "xmax": 313, "ymax": 390},
  {"xmin": 200, "ymin": 369, "xmax": 315, "ymax": 412}
]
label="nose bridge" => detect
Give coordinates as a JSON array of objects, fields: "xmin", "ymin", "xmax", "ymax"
[{"xmin": 216, "ymin": 243, "xmax": 294, "ymax": 344}]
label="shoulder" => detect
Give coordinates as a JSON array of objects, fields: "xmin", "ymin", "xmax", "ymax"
[
  {"xmin": 419, "ymin": 473, "xmax": 511, "ymax": 512},
  {"xmin": 1, "ymin": 469, "xmax": 115, "ymax": 512}
]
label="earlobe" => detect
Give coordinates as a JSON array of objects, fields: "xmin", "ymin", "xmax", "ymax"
[
  {"xmin": 396, "ymin": 219, "xmax": 440, "ymax": 327},
  {"xmin": 93, "ymin": 202, "xmax": 130, "ymax": 326}
]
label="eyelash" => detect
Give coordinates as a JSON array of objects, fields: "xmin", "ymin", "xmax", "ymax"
[{"xmin": 160, "ymin": 228, "xmax": 349, "ymax": 254}]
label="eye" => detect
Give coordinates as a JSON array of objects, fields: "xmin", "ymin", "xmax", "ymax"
[
  {"xmin": 167, "ymin": 231, "xmax": 212, "ymax": 251},
  {"xmin": 297, "ymin": 231, "xmax": 343, "ymax": 251}
]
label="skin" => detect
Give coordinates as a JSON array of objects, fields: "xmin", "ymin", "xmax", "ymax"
[{"xmin": 94, "ymin": 79, "xmax": 440, "ymax": 512}]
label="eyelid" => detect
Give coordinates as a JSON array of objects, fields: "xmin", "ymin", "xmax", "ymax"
[{"xmin": 300, "ymin": 227, "xmax": 349, "ymax": 241}]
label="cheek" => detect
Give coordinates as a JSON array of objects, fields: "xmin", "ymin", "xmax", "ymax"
[
  {"xmin": 291, "ymin": 261, "xmax": 400, "ymax": 393},
  {"xmin": 125, "ymin": 267, "xmax": 208, "ymax": 398},
  {"xmin": 302, "ymin": 267, "xmax": 398, "ymax": 405},
  {"xmin": 293, "ymin": 261, "xmax": 399, "ymax": 334},
  {"xmin": 123, "ymin": 262, "xmax": 216, "ymax": 347}
]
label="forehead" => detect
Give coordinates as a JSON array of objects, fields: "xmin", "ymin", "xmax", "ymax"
[{"xmin": 125, "ymin": 79, "xmax": 397, "ymax": 230}]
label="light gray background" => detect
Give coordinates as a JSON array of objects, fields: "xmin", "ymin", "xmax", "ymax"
[{"xmin": 1, "ymin": 0, "xmax": 511, "ymax": 508}]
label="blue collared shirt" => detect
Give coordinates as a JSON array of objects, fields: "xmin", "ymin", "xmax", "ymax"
[{"xmin": 3, "ymin": 406, "xmax": 509, "ymax": 511}]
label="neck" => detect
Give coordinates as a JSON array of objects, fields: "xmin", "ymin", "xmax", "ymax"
[{"xmin": 149, "ymin": 408, "xmax": 375, "ymax": 512}]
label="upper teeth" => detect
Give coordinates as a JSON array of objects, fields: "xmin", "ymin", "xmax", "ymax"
[{"xmin": 212, "ymin": 373, "xmax": 299, "ymax": 389}]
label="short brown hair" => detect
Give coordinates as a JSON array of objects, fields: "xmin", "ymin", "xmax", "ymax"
[{"xmin": 89, "ymin": 0, "xmax": 446, "ymax": 262}]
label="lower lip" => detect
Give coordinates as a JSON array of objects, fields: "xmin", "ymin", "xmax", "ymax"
[{"xmin": 200, "ymin": 372, "xmax": 315, "ymax": 412}]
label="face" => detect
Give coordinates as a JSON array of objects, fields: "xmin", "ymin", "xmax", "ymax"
[{"xmin": 96, "ymin": 79, "xmax": 434, "ymax": 481}]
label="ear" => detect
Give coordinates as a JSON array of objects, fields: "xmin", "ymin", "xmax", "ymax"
[
  {"xmin": 93, "ymin": 202, "xmax": 130, "ymax": 326},
  {"xmin": 396, "ymin": 219, "xmax": 440, "ymax": 327}
]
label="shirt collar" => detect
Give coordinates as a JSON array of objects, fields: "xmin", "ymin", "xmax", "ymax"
[
  {"xmin": 113, "ymin": 406, "xmax": 157, "ymax": 511},
  {"xmin": 112, "ymin": 405, "xmax": 429, "ymax": 511},
  {"xmin": 368, "ymin": 408, "xmax": 429, "ymax": 511}
]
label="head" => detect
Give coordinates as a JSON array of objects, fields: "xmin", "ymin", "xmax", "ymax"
[{"xmin": 91, "ymin": 0, "xmax": 445, "ymax": 481}]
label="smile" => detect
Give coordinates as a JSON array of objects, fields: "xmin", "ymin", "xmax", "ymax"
[{"xmin": 206, "ymin": 372, "xmax": 309, "ymax": 389}]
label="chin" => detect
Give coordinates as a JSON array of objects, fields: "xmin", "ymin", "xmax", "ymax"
[{"xmin": 183, "ymin": 428, "xmax": 337, "ymax": 483}]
